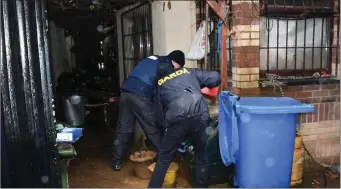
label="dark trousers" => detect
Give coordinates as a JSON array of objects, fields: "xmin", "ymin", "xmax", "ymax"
[
  {"xmin": 112, "ymin": 92, "xmax": 162, "ymax": 166},
  {"xmin": 148, "ymin": 118, "xmax": 209, "ymax": 188}
]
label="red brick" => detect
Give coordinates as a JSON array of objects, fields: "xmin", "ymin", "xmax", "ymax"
[
  {"xmin": 321, "ymin": 84, "xmax": 338, "ymax": 90},
  {"xmin": 313, "ymin": 104, "xmax": 319, "ymax": 122},
  {"xmin": 301, "ymin": 114, "xmax": 307, "ymax": 123},
  {"xmin": 313, "ymin": 91, "xmax": 330, "ymax": 97},
  {"xmin": 307, "ymin": 113, "xmax": 313, "ymax": 123},
  {"xmin": 287, "ymin": 86, "xmax": 304, "ymax": 92},
  {"xmin": 233, "ymin": 47, "xmax": 259, "ymax": 53},
  {"xmin": 232, "ymin": 53, "xmax": 240, "ymax": 61},
  {"xmin": 233, "ymin": 10, "xmax": 242, "ymax": 18},
  {"xmin": 324, "ymin": 103, "xmax": 330, "ymax": 121},
  {"xmin": 283, "ymin": 91, "xmax": 296, "ymax": 98},
  {"xmin": 303, "ymin": 85, "xmax": 321, "ymax": 91},
  {"xmin": 232, "ymin": 2, "xmax": 252, "ymax": 11},
  {"xmin": 296, "ymin": 98, "xmax": 321, "ymax": 104},
  {"xmin": 247, "ymin": 53, "xmax": 259, "ymax": 60},
  {"xmin": 295, "ymin": 91, "xmax": 312, "ymax": 98},
  {"xmin": 235, "ymin": 61, "xmax": 259, "ymax": 68},
  {"xmin": 321, "ymin": 96, "xmax": 338, "ymax": 102},
  {"xmin": 234, "ymin": 18, "xmax": 250, "ymax": 25},
  {"xmin": 330, "ymin": 89, "xmax": 340, "ymax": 96},
  {"xmin": 319, "ymin": 103, "xmax": 325, "ymax": 121},
  {"xmin": 335, "ymin": 103, "xmax": 340, "ymax": 119},
  {"xmin": 231, "ymin": 87, "xmax": 260, "ymax": 96},
  {"xmin": 328, "ymin": 103, "xmax": 335, "ymax": 120}
]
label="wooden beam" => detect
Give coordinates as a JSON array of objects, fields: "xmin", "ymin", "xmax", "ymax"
[
  {"xmin": 206, "ymin": 0, "xmax": 228, "ymax": 26},
  {"xmin": 206, "ymin": 0, "xmax": 229, "ymax": 90},
  {"xmin": 220, "ymin": 24, "xmax": 228, "ymax": 90}
]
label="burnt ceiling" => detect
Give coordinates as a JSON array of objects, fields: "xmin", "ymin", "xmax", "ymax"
[
  {"xmin": 47, "ymin": 0, "xmax": 146, "ymax": 23},
  {"xmin": 47, "ymin": 0, "xmax": 142, "ymax": 14}
]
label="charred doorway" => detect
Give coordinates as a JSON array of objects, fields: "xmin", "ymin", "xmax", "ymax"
[
  {"xmin": 121, "ymin": 2, "xmax": 153, "ymax": 79},
  {"xmin": 46, "ymin": 0, "xmax": 155, "ymax": 188}
]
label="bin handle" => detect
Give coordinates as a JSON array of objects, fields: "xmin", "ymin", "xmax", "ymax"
[
  {"xmin": 226, "ymin": 91, "xmax": 240, "ymax": 101},
  {"xmin": 225, "ymin": 92, "xmax": 240, "ymax": 114}
]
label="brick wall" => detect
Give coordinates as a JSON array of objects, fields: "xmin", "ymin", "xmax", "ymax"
[
  {"xmin": 231, "ymin": 1, "xmax": 260, "ymax": 90},
  {"xmin": 196, "ymin": 0, "xmax": 340, "ymax": 163},
  {"xmin": 260, "ymin": 84, "xmax": 340, "ymax": 163}
]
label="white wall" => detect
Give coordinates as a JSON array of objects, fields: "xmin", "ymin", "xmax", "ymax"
[{"xmin": 151, "ymin": 1, "xmax": 197, "ymax": 68}]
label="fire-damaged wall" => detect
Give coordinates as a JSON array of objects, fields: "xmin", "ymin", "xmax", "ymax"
[
  {"xmin": 196, "ymin": 0, "xmax": 340, "ymax": 164},
  {"xmin": 0, "ymin": 0, "xmax": 61, "ymax": 187}
]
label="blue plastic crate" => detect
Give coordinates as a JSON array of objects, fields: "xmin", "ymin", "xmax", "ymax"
[{"xmin": 56, "ymin": 127, "xmax": 83, "ymax": 144}]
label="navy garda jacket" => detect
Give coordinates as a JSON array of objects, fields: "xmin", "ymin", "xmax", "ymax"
[
  {"xmin": 155, "ymin": 64, "xmax": 221, "ymax": 128},
  {"xmin": 121, "ymin": 55, "xmax": 169, "ymax": 99}
]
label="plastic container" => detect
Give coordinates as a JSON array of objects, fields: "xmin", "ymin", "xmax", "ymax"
[
  {"xmin": 185, "ymin": 119, "xmax": 234, "ymax": 187},
  {"xmin": 291, "ymin": 147, "xmax": 304, "ymax": 186},
  {"xmin": 148, "ymin": 162, "xmax": 179, "ymax": 188},
  {"xmin": 56, "ymin": 127, "xmax": 83, "ymax": 144},
  {"xmin": 129, "ymin": 150, "xmax": 157, "ymax": 179},
  {"xmin": 201, "ymin": 87, "xmax": 219, "ymax": 101},
  {"xmin": 218, "ymin": 91, "xmax": 315, "ymax": 188},
  {"xmin": 61, "ymin": 95, "xmax": 85, "ymax": 127},
  {"xmin": 291, "ymin": 133, "xmax": 304, "ymax": 187}
]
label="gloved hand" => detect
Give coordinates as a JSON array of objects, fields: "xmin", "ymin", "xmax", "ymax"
[{"xmin": 177, "ymin": 141, "xmax": 188, "ymax": 153}]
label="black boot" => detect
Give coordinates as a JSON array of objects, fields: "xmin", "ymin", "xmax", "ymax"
[
  {"xmin": 112, "ymin": 160, "xmax": 125, "ymax": 171},
  {"xmin": 112, "ymin": 133, "xmax": 132, "ymax": 171}
]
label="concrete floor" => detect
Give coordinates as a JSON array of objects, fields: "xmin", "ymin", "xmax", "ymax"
[
  {"xmin": 67, "ymin": 122, "xmax": 340, "ymax": 188},
  {"xmin": 67, "ymin": 125, "xmax": 191, "ymax": 188}
]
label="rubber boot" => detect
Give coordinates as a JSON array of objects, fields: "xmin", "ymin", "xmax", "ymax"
[{"xmin": 112, "ymin": 133, "xmax": 132, "ymax": 171}]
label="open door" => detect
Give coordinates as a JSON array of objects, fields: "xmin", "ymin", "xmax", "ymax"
[
  {"xmin": 121, "ymin": 2, "xmax": 153, "ymax": 78},
  {"xmin": 1, "ymin": 0, "xmax": 61, "ymax": 187}
]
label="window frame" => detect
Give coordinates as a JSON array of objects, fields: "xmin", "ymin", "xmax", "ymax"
[
  {"xmin": 258, "ymin": 0, "xmax": 338, "ymax": 77},
  {"xmin": 259, "ymin": 0, "xmax": 334, "ymax": 14}
]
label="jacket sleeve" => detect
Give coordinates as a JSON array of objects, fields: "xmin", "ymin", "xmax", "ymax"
[{"xmin": 192, "ymin": 68, "xmax": 221, "ymax": 88}]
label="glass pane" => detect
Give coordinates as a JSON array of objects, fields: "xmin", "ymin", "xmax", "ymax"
[{"xmin": 259, "ymin": 16, "xmax": 330, "ymax": 70}]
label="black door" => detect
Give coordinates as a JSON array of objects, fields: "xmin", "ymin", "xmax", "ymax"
[{"xmin": 1, "ymin": 0, "xmax": 61, "ymax": 187}]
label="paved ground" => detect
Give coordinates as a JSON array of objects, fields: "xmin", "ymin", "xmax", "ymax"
[{"xmin": 68, "ymin": 122, "xmax": 340, "ymax": 188}]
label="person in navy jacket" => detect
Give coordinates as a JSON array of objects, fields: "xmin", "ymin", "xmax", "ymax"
[
  {"xmin": 112, "ymin": 50, "xmax": 185, "ymax": 171},
  {"xmin": 148, "ymin": 56, "xmax": 221, "ymax": 188}
]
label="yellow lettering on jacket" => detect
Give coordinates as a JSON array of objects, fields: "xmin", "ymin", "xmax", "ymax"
[{"xmin": 158, "ymin": 68, "xmax": 190, "ymax": 86}]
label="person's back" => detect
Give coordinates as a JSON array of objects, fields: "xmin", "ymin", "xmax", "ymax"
[
  {"xmin": 112, "ymin": 51, "xmax": 182, "ymax": 171},
  {"xmin": 121, "ymin": 55, "xmax": 168, "ymax": 98},
  {"xmin": 149, "ymin": 62, "xmax": 221, "ymax": 188},
  {"xmin": 157, "ymin": 67, "xmax": 220, "ymax": 126}
]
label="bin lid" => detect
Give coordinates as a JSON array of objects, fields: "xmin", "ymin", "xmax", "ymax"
[{"xmin": 235, "ymin": 97, "xmax": 315, "ymax": 114}]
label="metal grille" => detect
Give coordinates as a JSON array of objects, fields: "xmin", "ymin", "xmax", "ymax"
[
  {"xmin": 260, "ymin": 0, "xmax": 339, "ymax": 76},
  {"xmin": 121, "ymin": 2, "xmax": 153, "ymax": 78},
  {"xmin": 196, "ymin": 1, "xmax": 232, "ymax": 76}
]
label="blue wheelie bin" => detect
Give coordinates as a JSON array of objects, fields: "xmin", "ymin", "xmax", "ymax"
[{"xmin": 218, "ymin": 91, "xmax": 315, "ymax": 188}]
